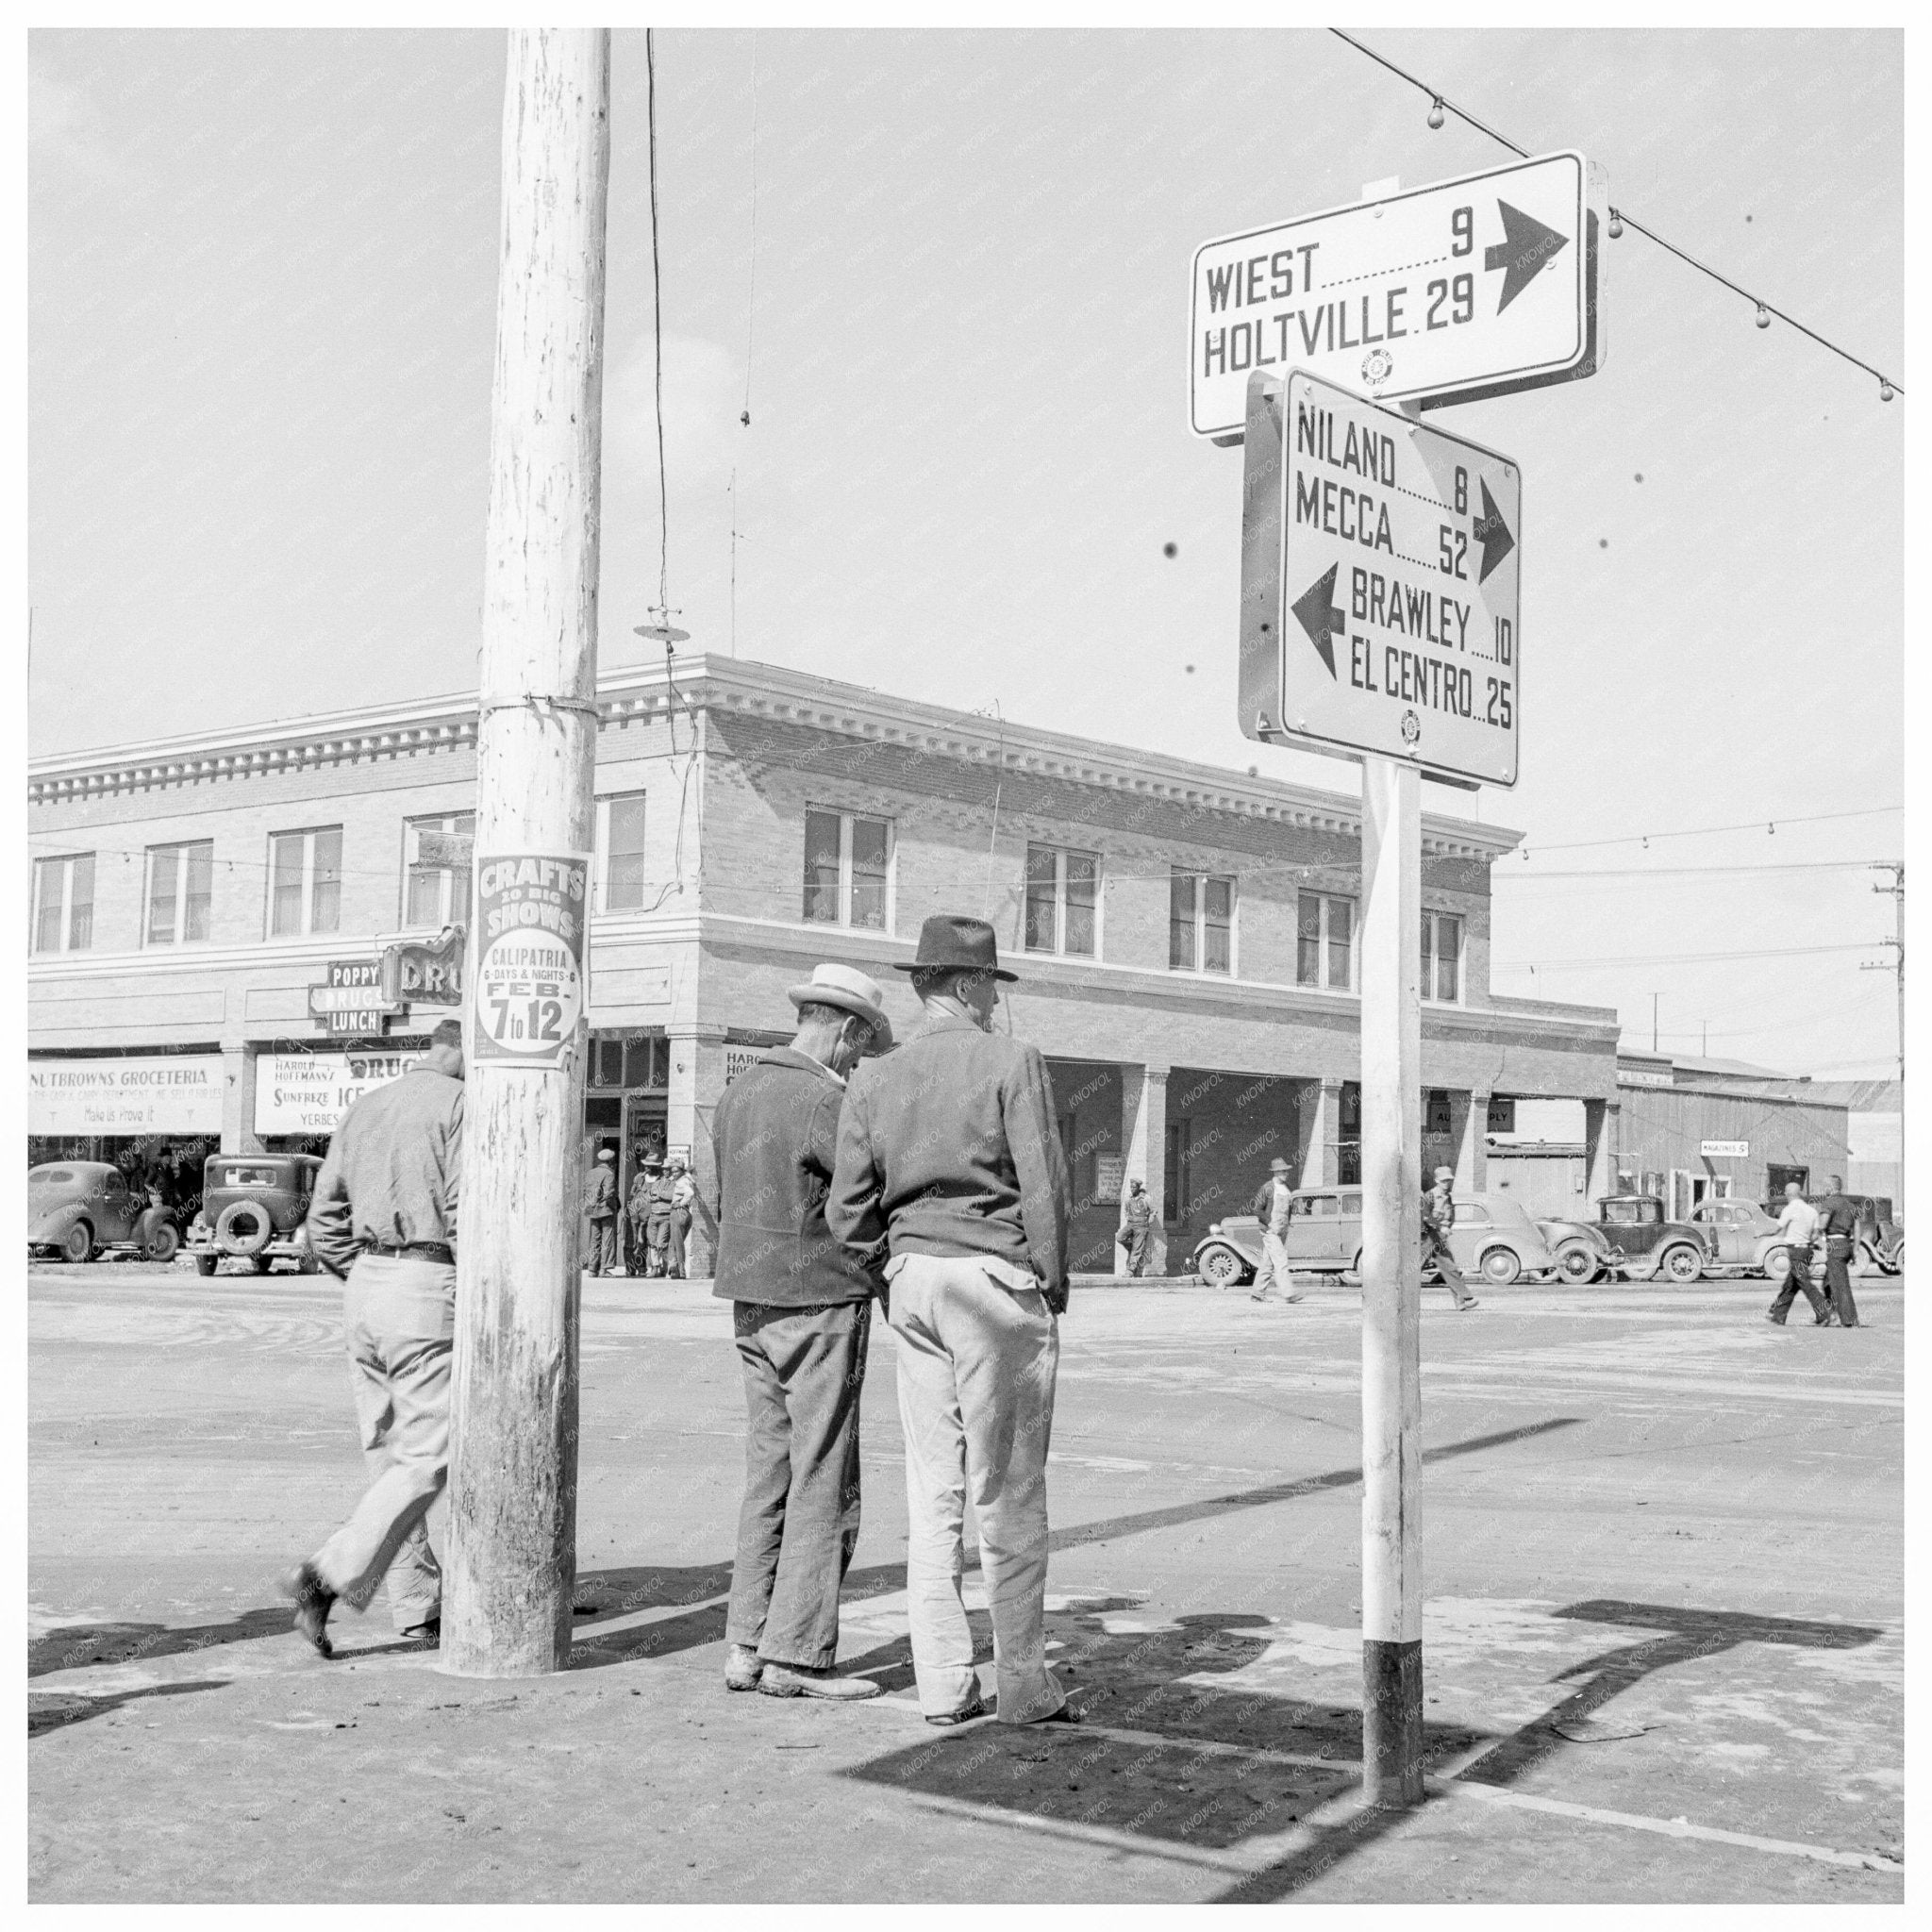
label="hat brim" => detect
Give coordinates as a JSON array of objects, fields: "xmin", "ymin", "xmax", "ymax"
[
  {"xmin": 787, "ymin": 983, "xmax": 892, "ymax": 1036},
  {"xmin": 890, "ymin": 959, "xmax": 1019, "ymax": 982}
]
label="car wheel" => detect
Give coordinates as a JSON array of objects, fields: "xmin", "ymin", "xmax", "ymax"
[
  {"xmin": 1479, "ymin": 1246, "xmax": 1521, "ymax": 1286},
  {"xmin": 1196, "ymin": 1244, "xmax": 1249, "ymax": 1289},
  {"xmin": 142, "ymin": 1223, "xmax": 181, "ymax": 1264},
  {"xmin": 1555, "ymin": 1242, "xmax": 1597, "ymax": 1284},
  {"xmin": 60, "ymin": 1221, "xmax": 94, "ymax": 1265},
  {"xmin": 1661, "ymin": 1243, "xmax": 1704, "ymax": 1284},
  {"xmin": 214, "ymin": 1200, "xmax": 274, "ymax": 1258},
  {"xmin": 193, "ymin": 1254, "xmax": 218, "ymax": 1277},
  {"xmin": 1762, "ymin": 1246, "xmax": 1790, "ymax": 1282}
]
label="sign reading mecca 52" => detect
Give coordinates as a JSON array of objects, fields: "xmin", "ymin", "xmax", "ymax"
[
  {"xmin": 1240, "ymin": 368, "xmax": 1522, "ymax": 788},
  {"xmin": 471, "ymin": 853, "xmax": 590, "ymax": 1067}
]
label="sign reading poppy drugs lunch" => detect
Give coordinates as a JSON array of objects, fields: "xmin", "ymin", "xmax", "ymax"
[
  {"xmin": 1240, "ymin": 368, "xmax": 1522, "ymax": 788},
  {"xmin": 471, "ymin": 853, "xmax": 591, "ymax": 1068},
  {"xmin": 1190, "ymin": 151, "xmax": 1603, "ymax": 438}
]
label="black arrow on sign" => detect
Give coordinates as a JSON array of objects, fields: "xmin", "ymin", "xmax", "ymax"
[
  {"xmin": 1484, "ymin": 201, "xmax": 1569, "ymax": 314},
  {"xmin": 1291, "ymin": 563, "xmax": 1345, "ymax": 679},
  {"xmin": 1473, "ymin": 479, "xmax": 1515, "ymax": 583}
]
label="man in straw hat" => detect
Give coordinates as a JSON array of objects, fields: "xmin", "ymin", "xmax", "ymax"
[
  {"xmin": 707, "ymin": 961, "xmax": 894, "ymax": 1701},
  {"xmin": 828, "ymin": 913, "xmax": 1075, "ymax": 1728},
  {"xmin": 1247, "ymin": 1155, "xmax": 1306, "ymax": 1304}
]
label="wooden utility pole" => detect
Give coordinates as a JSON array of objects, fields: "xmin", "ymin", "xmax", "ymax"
[
  {"xmin": 444, "ymin": 27, "xmax": 611, "ymax": 1678},
  {"xmin": 1358, "ymin": 751, "xmax": 1424, "ymax": 1807}
]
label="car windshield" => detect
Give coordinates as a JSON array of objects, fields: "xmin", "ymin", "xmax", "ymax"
[
  {"xmin": 29, "ymin": 1167, "xmax": 75, "ymax": 1186},
  {"xmin": 221, "ymin": 1167, "xmax": 281, "ymax": 1188}
]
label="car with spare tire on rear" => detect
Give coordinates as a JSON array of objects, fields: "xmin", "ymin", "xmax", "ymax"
[{"xmin": 186, "ymin": 1153, "xmax": 325, "ymax": 1275}]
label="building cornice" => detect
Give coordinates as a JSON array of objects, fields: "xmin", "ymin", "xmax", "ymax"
[{"xmin": 31, "ymin": 652, "xmax": 1522, "ymax": 861}]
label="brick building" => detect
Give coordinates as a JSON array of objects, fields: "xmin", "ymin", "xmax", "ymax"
[{"xmin": 28, "ymin": 654, "xmax": 1622, "ymax": 1273}]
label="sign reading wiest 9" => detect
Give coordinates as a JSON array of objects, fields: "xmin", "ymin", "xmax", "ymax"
[
  {"xmin": 1240, "ymin": 370, "xmax": 1521, "ymax": 788},
  {"xmin": 1191, "ymin": 152, "xmax": 1602, "ymax": 437}
]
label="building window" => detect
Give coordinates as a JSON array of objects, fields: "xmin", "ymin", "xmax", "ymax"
[
  {"xmin": 404, "ymin": 813, "xmax": 474, "ymax": 928},
  {"xmin": 595, "ymin": 793, "xmax": 648, "ymax": 913},
  {"xmin": 1024, "ymin": 844, "xmax": 1098, "ymax": 958},
  {"xmin": 146, "ymin": 841, "xmax": 214, "ymax": 946},
  {"xmin": 1423, "ymin": 911, "xmax": 1463, "ymax": 1003},
  {"xmin": 803, "ymin": 808, "xmax": 891, "ymax": 930},
  {"xmin": 1297, "ymin": 891, "xmax": 1354, "ymax": 991},
  {"xmin": 32, "ymin": 853, "xmax": 95, "ymax": 955},
  {"xmin": 269, "ymin": 827, "xmax": 342, "ymax": 938},
  {"xmin": 590, "ymin": 1031, "xmax": 667, "ymax": 1091},
  {"xmin": 1170, "ymin": 872, "xmax": 1234, "ymax": 974},
  {"xmin": 1163, "ymin": 1119, "xmax": 1191, "ymax": 1224}
]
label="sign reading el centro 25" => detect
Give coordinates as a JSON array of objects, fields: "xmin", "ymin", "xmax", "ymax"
[
  {"xmin": 1191, "ymin": 151, "xmax": 1603, "ymax": 437},
  {"xmin": 1241, "ymin": 368, "xmax": 1522, "ymax": 788}
]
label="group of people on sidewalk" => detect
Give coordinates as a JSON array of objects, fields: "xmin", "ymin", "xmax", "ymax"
[
  {"xmin": 582, "ymin": 1145, "xmax": 696, "ymax": 1279},
  {"xmin": 282, "ymin": 915, "xmax": 1077, "ymax": 1731}
]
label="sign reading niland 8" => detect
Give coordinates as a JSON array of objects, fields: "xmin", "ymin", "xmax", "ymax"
[{"xmin": 1240, "ymin": 368, "xmax": 1522, "ymax": 789}]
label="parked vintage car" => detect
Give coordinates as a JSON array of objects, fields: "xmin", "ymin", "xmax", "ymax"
[
  {"xmin": 1591, "ymin": 1195, "xmax": 1709, "ymax": 1283},
  {"xmin": 28, "ymin": 1161, "xmax": 181, "ymax": 1264},
  {"xmin": 1190, "ymin": 1188, "xmax": 1555, "ymax": 1287},
  {"xmin": 1690, "ymin": 1198, "xmax": 1793, "ymax": 1280},
  {"xmin": 186, "ymin": 1153, "xmax": 325, "ymax": 1276},
  {"xmin": 1535, "ymin": 1215, "xmax": 1627, "ymax": 1285}
]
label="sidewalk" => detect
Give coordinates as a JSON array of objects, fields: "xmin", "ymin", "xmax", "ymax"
[{"xmin": 28, "ymin": 1269, "xmax": 1906, "ymax": 1902}]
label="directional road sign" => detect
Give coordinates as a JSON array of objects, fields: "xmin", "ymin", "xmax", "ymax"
[
  {"xmin": 1240, "ymin": 368, "xmax": 1522, "ymax": 788},
  {"xmin": 1191, "ymin": 152, "xmax": 1603, "ymax": 438}
]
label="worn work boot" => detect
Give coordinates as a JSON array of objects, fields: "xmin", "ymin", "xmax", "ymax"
[
  {"xmin": 280, "ymin": 1562, "xmax": 337, "ymax": 1659},
  {"xmin": 758, "ymin": 1660, "xmax": 882, "ymax": 1701},
  {"xmin": 724, "ymin": 1643, "xmax": 764, "ymax": 1691}
]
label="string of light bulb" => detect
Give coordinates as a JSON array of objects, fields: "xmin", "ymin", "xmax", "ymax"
[{"xmin": 1328, "ymin": 28, "xmax": 1903, "ymax": 404}]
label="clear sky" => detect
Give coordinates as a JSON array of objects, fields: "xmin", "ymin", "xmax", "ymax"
[{"xmin": 29, "ymin": 27, "xmax": 1904, "ymax": 1077}]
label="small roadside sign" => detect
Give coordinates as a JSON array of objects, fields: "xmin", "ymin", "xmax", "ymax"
[
  {"xmin": 471, "ymin": 853, "xmax": 590, "ymax": 1067},
  {"xmin": 1701, "ymin": 1141, "xmax": 1750, "ymax": 1159},
  {"xmin": 1191, "ymin": 151, "xmax": 1603, "ymax": 437},
  {"xmin": 1240, "ymin": 368, "xmax": 1522, "ymax": 788}
]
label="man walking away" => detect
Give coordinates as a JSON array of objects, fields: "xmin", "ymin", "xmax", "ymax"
[
  {"xmin": 282, "ymin": 1017, "xmax": 465, "ymax": 1656},
  {"xmin": 828, "ymin": 913, "xmax": 1075, "ymax": 1730},
  {"xmin": 667, "ymin": 1156, "xmax": 696, "ymax": 1279},
  {"xmin": 1249, "ymin": 1157, "xmax": 1306, "ymax": 1304},
  {"xmin": 709, "ymin": 963, "xmax": 893, "ymax": 1701},
  {"xmin": 1815, "ymin": 1175, "xmax": 1862, "ymax": 1327},
  {"xmin": 1423, "ymin": 1166, "xmax": 1479, "ymax": 1310},
  {"xmin": 1119, "ymin": 1179, "xmax": 1154, "ymax": 1277},
  {"xmin": 583, "ymin": 1146, "xmax": 619, "ymax": 1277},
  {"xmin": 1765, "ymin": 1181, "xmax": 1831, "ymax": 1325}
]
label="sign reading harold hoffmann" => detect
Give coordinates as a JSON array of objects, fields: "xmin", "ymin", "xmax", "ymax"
[{"xmin": 1241, "ymin": 367, "xmax": 1522, "ymax": 788}]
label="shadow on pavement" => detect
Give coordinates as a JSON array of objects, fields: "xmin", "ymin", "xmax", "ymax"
[
  {"xmin": 566, "ymin": 1415, "xmax": 1585, "ymax": 1672},
  {"xmin": 28, "ymin": 1678, "xmax": 229, "ymax": 1739},
  {"xmin": 1216, "ymin": 1598, "xmax": 1886, "ymax": 1902},
  {"xmin": 842, "ymin": 1601, "xmax": 1488, "ymax": 1854},
  {"xmin": 29, "ymin": 1610, "xmax": 292, "ymax": 1679}
]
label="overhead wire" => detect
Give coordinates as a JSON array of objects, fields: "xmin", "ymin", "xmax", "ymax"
[
  {"xmin": 1515, "ymin": 805, "xmax": 1901, "ymax": 858},
  {"xmin": 1325, "ymin": 28, "xmax": 1904, "ymax": 402}
]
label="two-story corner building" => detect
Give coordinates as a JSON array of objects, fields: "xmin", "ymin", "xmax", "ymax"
[{"xmin": 27, "ymin": 653, "xmax": 1623, "ymax": 1274}]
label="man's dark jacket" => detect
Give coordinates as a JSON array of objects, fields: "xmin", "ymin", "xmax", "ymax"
[
  {"xmin": 706, "ymin": 1047, "xmax": 880, "ymax": 1307},
  {"xmin": 826, "ymin": 1010, "xmax": 1073, "ymax": 1312}
]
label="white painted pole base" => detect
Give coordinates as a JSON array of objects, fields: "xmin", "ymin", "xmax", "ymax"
[{"xmin": 1358, "ymin": 752, "xmax": 1424, "ymax": 1805}]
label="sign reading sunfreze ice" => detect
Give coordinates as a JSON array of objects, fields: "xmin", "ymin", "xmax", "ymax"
[
  {"xmin": 472, "ymin": 853, "xmax": 590, "ymax": 1067},
  {"xmin": 1191, "ymin": 152, "xmax": 1602, "ymax": 437},
  {"xmin": 1240, "ymin": 368, "xmax": 1521, "ymax": 787}
]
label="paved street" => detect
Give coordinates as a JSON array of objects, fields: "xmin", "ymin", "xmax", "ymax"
[{"xmin": 29, "ymin": 1261, "xmax": 1904, "ymax": 1904}]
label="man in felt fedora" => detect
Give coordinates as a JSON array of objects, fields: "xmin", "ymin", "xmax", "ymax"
[
  {"xmin": 706, "ymin": 961, "xmax": 894, "ymax": 1701},
  {"xmin": 1248, "ymin": 1155, "xmax": 1305, "ymax": 1305},
  {"xmin": 827, "ymin": 913, "xmax": 1075, "ymax": 1728}
]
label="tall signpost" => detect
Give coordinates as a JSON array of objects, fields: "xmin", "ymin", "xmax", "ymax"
[
  {"xmin": 1206, "ymin": 157, "xmax": 1586, "ymax": 1808},
  {"xmin": 444, "ymin": 27, "xmax": 610, "ymax": 1678}
]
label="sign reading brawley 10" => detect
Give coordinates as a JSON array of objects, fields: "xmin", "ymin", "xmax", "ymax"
[
  {"xmin": 1240, "ymin": 368, "xmax": 1521, "ymax": 788},
  {"xmin": 1191, "ymin": 152, "xmax": 1603, "ymax": 437}
]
